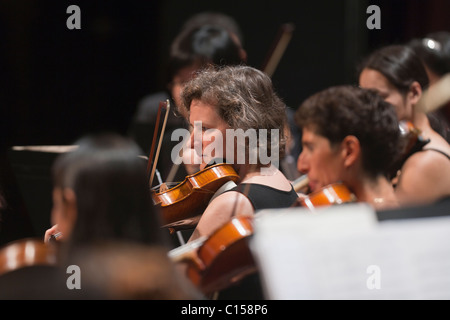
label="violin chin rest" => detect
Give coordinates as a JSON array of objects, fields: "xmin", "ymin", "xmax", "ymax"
[{"xmin": 205, "ymin": 158, "xmax": 229, "ymax": 168}]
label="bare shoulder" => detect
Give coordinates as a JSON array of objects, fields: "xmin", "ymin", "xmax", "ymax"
[
  {"xmin": 396, "ymin": 149, "xmax": 450, "ymax": 205},
  {"xmin": 403, "ymin": 149, "xmax": 450, "ymax": 172},
  {"xmin": 207, "ymin": 191, "xmax": 254, "ymax": 216}
]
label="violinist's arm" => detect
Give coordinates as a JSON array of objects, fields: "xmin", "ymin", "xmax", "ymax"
[{"xmin": 188, "ymin": 191, "xmax": 254, "ymax": 242}]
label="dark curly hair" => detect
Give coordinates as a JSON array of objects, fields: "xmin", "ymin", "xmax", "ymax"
[
  {"xmin": 167, "ymin": 24, "xmax": 245, "ymax": 85},
  {"xmin": 295, "ymin": 85, "xmax": 402, "ymax": 178}
]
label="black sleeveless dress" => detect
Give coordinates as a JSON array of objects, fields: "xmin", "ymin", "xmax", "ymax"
[{"xmin": 226, "ymin": 183, "xmax": 299, "ymax": 211}]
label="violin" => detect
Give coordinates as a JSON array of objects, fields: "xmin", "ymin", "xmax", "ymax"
[
  {"xmin": 169, "ymin": 217, "xmax": 255, "ymax": 294},
  {"xmin": 398, "ymin": 120, "xmax": 429, "ymax": 157},
  {"xmin": 152, "ymin": 162, "xmax": 240, "ymax": 228},
  {"xmin": 0, "ymin": 238, "xmax": 58, "ymax": 276},
  {"xmin": 295, "ymin": 182, "xmax": 357, "ymax": 210}
]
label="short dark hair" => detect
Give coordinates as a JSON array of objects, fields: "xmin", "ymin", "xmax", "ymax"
[
  {"xmin": 358, "ymin": 45, "xmax": 429, "ymax": 94},
  {"xmin": 295, "ymin": 85, "xmax": 401, "ymax": 178},
  {"xmin": 167, "ymin": 24, "xmax": 244, "ymax": 83},
  {"xmin": 181, "ymin": 11, "xmax": 244, "ymax": 46}
]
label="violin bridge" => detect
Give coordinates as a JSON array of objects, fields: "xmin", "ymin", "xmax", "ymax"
[{"xmin": 159, "ymin": 182, "xmax": 168, "ymax": 192}]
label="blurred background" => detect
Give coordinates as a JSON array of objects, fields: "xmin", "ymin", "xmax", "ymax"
[
  {"xmin": 1, "ymin": 0, "xmax": 449, "ymax": 148},
  {"xmin": 0, "ymin": 0, "xmax": 449, "ymax": 243}
]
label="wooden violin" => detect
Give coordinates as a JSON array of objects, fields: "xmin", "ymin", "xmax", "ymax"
[
  {"xmin": 152, "ymin": 162, "xmax": 240, "ymax": 228},
  {"xmin": 295, "ymin": 182, "xmax": 357, "ymax": 210},
  {"xmin": 168, "ymin": 217, "xmax": 255, "ymax": 294},
  {"xmin": 0, "ymin": 238, "xmax": 58, "ymax": 276}
]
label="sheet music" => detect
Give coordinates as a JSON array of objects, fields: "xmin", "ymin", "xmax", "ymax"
[{"xmin": 251, "ymin": 203, "xmax": 450, "ymax": 299}]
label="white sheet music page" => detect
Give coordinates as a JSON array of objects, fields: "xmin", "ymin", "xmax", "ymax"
[{"xmin": 251, "ymin": 203, "xmax": 450, "ymax": 300}]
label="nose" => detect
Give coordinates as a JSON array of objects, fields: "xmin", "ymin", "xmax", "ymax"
[
  {"xmin": 190, "ymin": 126, "xmax": 202, "ymax": 150},
  {"xmin": 297, "ymin": 151, "xmax": 309, "ymax": 175},
  {"xmin": 188, "ymin": 128, "xmax": 195, "ymax": 149}
]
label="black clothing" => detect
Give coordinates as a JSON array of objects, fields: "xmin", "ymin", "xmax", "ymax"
[{"xmin": 227, "ymin": 183, "xmax": 299, "ymax": 211}]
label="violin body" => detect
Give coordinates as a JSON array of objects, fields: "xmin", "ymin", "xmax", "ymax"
[
  {"xmin": 169, "ymin": 217, "xmax": 255, "ymax": 294},
  {"xmin": 152, "ymin": 163, "xmax": 240, "ymax": 228},
  {"xmin": 0, "ymin": 238, "xmax": 58, "ymax": 276},
  {"xmin": 298, "ymin": 182, "xmax": 357, "ymax": 210}
]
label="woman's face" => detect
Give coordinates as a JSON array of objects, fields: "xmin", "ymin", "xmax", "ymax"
[
  {"xmin": 359, "ymin": 68, "xmax": 411, "ymax": 121},
  {"xmin": 188, "ymin": 99, "xmax": 230, "ymax": 169}
]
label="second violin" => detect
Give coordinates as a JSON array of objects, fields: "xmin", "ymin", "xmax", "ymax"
[
  {"xmin": 169, "ymin": 216, "xmax": 255, "ymax": 294},
  {"xmin": 295, "ymin": 182, "xmax": 357, "ymax": 210}
]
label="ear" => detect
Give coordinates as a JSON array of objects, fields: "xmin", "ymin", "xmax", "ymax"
[
  {"xmin": 340, "ymin": 135, "xmax": 361, "ymax": 168},
  {"xmin": 407, "ymin": 81, "xmax": 422, "ymax": 105}
]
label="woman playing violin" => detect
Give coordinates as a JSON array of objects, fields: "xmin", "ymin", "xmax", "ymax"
[
  {"xmin": 295, "ymin": 85, "xmax": 401, "ymax": 210},
  {"xmin": 359, "ymin": 45, "xmax": 450, "ymax": 206},
  {"xmin": 178, "ymin": 65, "xmax": 299, "ymax": 242},
  {"xmin": 44, "ymin": 133, "xmax": 204, "ymax": 299}
]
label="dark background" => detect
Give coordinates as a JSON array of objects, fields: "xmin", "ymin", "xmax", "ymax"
[{"xmin": 1, "ymin": 0, "xmax": 450, "ymax": 244}]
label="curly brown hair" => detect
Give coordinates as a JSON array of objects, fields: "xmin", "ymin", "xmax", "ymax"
[{"xmin": 180, "ymin": 65, "xmax": 288, "ymax": 166}]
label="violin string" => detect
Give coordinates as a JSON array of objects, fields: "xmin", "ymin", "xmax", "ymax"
[{"xmin": 155, "ymin": 169, "xmax": 163, "ymax": 185}]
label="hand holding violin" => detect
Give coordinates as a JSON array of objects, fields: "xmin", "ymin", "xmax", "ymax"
[{"xmin": 44, "ymin": 224, "xmax": 63, "ymax": 243}]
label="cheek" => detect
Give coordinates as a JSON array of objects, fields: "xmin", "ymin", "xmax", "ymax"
[
  {"xmin": 310, "ymin": 152, "xmax": 342, "ymax": 183},
  {"xmin": 202, "ymin": 130, "xmax": 227, "ymax": 161},
  {"xmin": 384, "ymin": 95, "xmax": 405, "ymax": 119},
  {"xmin": 202, "ymin": 131, "xmax": 223, "ymax": 148},
  {"xmin": 51, "ymin": 205, "xmax": 60, "ymax": 226}
]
